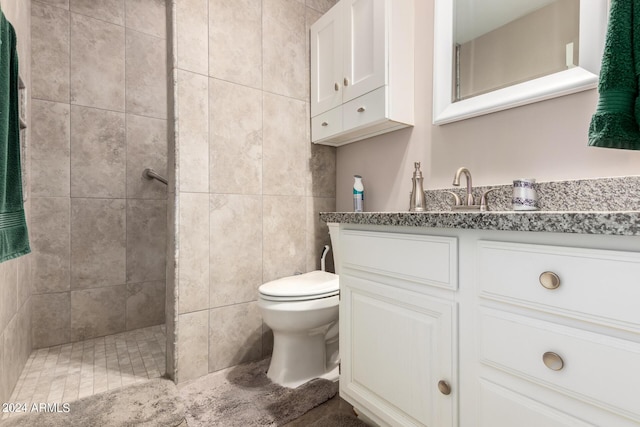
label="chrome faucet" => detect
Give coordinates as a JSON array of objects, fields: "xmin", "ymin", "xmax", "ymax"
[{"xmin": 452, "ymin": 167, "xmax": 474, "ymax": 206}]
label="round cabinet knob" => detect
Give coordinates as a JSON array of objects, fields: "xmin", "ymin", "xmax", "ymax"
[
  {"xmin": 437, "ymin": 380, "xmax": 451, "ymax": 395},
  {"xmin": 334, "ymin": 82, "xmax": 339, "ymax": 91},
  {"xmin": 344, "ymin": 77, "xmax": 349, "ymax": 86},
  {"xmin": 542, "ymin": 351, "xmax": 564, "ymax": 371},
  {"xmin": 539, "ymin": 271, "xmax": 560, "ymax": 290},
  {"xmin": 321, "ymin": 122, "xmax": 328, "ymax": 127},
  {"xmin": 357, "ymin": 107, "xmax": 366, "ymax": 113}
]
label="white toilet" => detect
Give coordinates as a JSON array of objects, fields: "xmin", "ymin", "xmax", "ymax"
[{"xmin": 258, "ymin": 223, "xmax": 341, "ymax": 388}]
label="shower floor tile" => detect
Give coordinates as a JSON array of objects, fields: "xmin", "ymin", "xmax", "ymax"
[{"xmin": 3, "ymin": 325, "xmax": 166, "ymax": 420}]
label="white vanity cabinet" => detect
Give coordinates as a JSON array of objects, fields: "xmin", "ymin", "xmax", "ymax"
[
  {"xmin": 338, "ymin": 230, "xmax": 458, "ymax": 427},
  {"xmin": 476, "ymin": 241, "xmax": 640, "ymax": 427},
  {"xmin": 335, "ymin": 225, "xmax": 640, "ymax": 427},
  {"xmin": 310, "ymin": 0, "xmax": 414, "ymax": 146}
]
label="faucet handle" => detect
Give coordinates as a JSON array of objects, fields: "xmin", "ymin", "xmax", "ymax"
[
  {"xmin": 445, "ymin": 191, "xmax": 462, "ymax": 207},
  {"xmin": 479, "ymin": 188, "xmax": 498, "ymax": 211}
]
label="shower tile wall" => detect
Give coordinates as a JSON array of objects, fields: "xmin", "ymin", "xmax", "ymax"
[
  {"xmin": 168, "ymin": 0, "xmax": 338, "ymax": 383},
  {"xmin": 29, "ymin": 0, "xmax": 167, "ymax": 349},
  {"xmin": 0, "ymin": 0, "xmax": 33, "ymax": 405}
]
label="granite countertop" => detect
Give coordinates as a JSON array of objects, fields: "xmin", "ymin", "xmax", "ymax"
[
  {"xmin": 320, "ymin": 176, "xmax": 640, "ymax": 236},
  {"xmin": 319, "ymin": 210, "xmax": 640, "ymax": 236}
]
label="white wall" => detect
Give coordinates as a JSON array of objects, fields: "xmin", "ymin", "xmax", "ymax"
[{"xmin": 336, "ymin": 0, "xmax": 640, "ymax": 212}]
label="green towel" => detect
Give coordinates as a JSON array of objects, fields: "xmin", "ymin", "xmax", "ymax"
[
  {"xmin": 0, "ymin": 11, "xmax": 30, "ymax": 262},
  {"xmin": 588, "ymin": 0, "xmax": 640, "ymax": 149}
]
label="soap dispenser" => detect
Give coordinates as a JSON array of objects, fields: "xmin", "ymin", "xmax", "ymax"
[{"xmin": 409, "ymin": 162, "xmax": 427, "ymax": 212}]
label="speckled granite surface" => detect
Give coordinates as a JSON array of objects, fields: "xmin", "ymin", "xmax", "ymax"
[
  {"xmin": 321, "ymin": 176, "xmax": 640, "ymax": 236},
  {"xmin": 426, "ymin": 176, "xmax": 640, "ymax": 211}
]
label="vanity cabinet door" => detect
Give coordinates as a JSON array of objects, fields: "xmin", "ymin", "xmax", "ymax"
[{"xmin": 340, "ymin": 275, "xmax": 456, "ymax": 427}]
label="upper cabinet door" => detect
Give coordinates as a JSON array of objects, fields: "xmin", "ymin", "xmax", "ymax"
[
  {"xmin": 342, "ymin": 0, "xmax": 386, "ymax": 103},
  {"xmin": 311, "ymin": 3, "xmax": 344, "ymax": 117}
]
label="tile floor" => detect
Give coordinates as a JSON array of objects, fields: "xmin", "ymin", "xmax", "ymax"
[{"xmin": 3, "ymin": 325, "xmax": 166, "ymax": 420}]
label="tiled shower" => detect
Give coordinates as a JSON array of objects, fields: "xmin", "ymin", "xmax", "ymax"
[
  {"xmin": 29, "ymin": 0, "xmax": 168, "ymax": 349},
  {"xmin": 1, "ymin": 0, "xmax": 338, "ymax": 405}
]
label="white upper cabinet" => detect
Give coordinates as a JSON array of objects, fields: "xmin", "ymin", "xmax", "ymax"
[
  {"xmin": 311, "ymin": 4, "xmax": 343, "ymax": 116},
  {"xmin": 310, "ymin": 0, "xmax": 414, "ymax": 146},
  {"xmin": 342, "ymin": 0, "xmax": 385, "ymax": 103}
]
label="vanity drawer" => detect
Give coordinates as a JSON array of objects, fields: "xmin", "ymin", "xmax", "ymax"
[
  {"xmin": 311, "ymin": 106, "xmax": 343, "ymax": 141},
  {"xmin": 341, "ymin": 230, "xmax": 457, "ymax": 290},
  {"xmin": 477, "ymin": 241, "xmax": 640, "ymax": 330},
  {"xmin": 342, "ymin": 86, "xmax": 387, "ymax": 132},
  {"xmin": 479, "ymin": 308, "xmax": 640, "ymax": 422}
]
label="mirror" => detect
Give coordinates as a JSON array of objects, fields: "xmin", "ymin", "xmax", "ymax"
[{"xmin": 433, "ymin": 0, "xmax": 608, "ymax": 125}]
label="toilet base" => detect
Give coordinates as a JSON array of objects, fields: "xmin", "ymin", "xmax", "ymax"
[{"xmin": 266, "ymin": 330, "xmax": 339, "ymax": 388}]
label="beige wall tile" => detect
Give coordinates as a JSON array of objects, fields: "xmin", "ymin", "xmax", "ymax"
[
  {"xmin": 306, "ymin": 0, "xmax": 338, "ymax": 14},
  {"xmin": 262, "ymin": 93, "xmax": 308, "ymax": 196},
  {"xmin": 31, "ymin": 100, "xmax": 70, "ymax": 197},
  {"xmin": 209, "ymin": 194, "xmax": 262, "ymax": 308},
  {"xmin": 209, "ymin": 79, "xmax": 262, "ymax": 194},
  {"xmin": 31, "ymin": 198, "xmax": 71, "ymax": 294},
  {"xmin": 126, "ymin": 281, "xmax": 165, "ymax": 330},
  {"xmin": 0, "ymin": 332, "xmax": 6, "ymax": 403},
  {"xmin": 176, "ymin": 0, "xmax": 208, "ymax": 74},
  {"xmin": 262, "ymin": 195, "xmax": 306, "ymax": 282},
  {"xmin": 71, "ymin": 198, "xmax": 126, "ymax": 290},
  {"xmin": 126, "ymin": 30, "xmax": 167, "ymax": 119},
  {"xmin": 31, "ymin": 2, "xmax": 70, "ymax": 103},
  {"xmin": 0, "ymin": 297, "xmax": 30, "ymax": 403},
  {"xmin": 178, "ymin": 193, "xmax": 209, "ymax": 314},
  {"xmin": 70, "ymin": 106, "xmax": 126, "ymax": 198},
  {"xmin": 2, "ymin": 309, "xmax": 30, "ymax": 401},
  {"xmin": 70, "ymin": 0, "xmax": 125, "ymax": 25},
  {"xmin": 70, "ymin": 285, "xmax": 126, "ymax": 341},
  {"xmin": 0, "ymin": 261, "xmax": 17, "ymax": 334},
  {"xmin": 32, "ymin": 292, "xmax": 70, "ymax": 348},
  {"xmin": 306, "ymin": 196, "xmax": 336, "ymax": 272},
  {"xmin": 125, "ymin": 0, "xmax": 167, "ymax": 39},
  {"xmin": 126, "ymin": 199, "xmax": 167, "ymax": 284},
  {"xmin": 208, "ymin": 302, "xmax": 262, "ymax": 372},
  {"xmin": 70, "ymin": 13, "xmax": 125, "ymax": 111},
  {"xmin": 263, "ymin": 0, "xmax": 307, "ymax": 100},
  {"xmin": 37, "ymin": 0, "xmax": 70, "ymax": 9},
  {"xmin": 208, "ymin": 0, "xmax": 261, "ymax": 88},
  {"xmin": 177, "ymin": 70, "xmax": 208, "ymax": 193},
  {"xmin": 177, "ymin": 310, "xmax": 209, "ymax": 382},
  {"xmin": 307, "ymin": 144, "xmax": 336, "ymax": 198},
  {"xmin": 126, "ymin": 114, "xmax": 168, "ymax": 199},
  {"xmin": 17, "ymin": 253, "xmax": 32, "ymax": 309},
  {"xmin": 18, "ymin": 303, "xmax": 32, "ymax": 377}
]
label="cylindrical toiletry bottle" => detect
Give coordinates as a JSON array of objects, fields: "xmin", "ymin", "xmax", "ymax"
[{"xmin": 353, "ymin": 175, "xmax": 364, "ymax": 212}]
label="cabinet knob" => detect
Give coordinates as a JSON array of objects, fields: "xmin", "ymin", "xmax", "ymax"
[
  {"xmin": 344, "ymin": 77, "xmax": 349, "ymax": 86},
  {"xmin": 539, "ymin": 271, "xmax": 561, "ymax": 290},
  {"xmin": 321, "ymin": 122, "xmax": 328, "ymax": 127},
  {"xmin": 334, "ymin": 82, "xmax": 339, "ymax": 91},
  {"xmin": 437, "ymin": 380, "xmax": 451, "ymax": 395},
  {"xmin": 357, "ymin": 107, "xmax": 366, "ymax": 113},
  {"xmin": 542, "ymin": 351, "xmax": 564, "ymax": 371}
]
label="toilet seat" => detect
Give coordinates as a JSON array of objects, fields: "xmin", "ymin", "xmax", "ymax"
[{"xmin": 259, "ymin": 270, "xmax": 339, "ymax": 302}]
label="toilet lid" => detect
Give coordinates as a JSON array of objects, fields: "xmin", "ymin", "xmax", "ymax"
[{"xmin": 259, "ymin": 271, "xmax": 339, "ymax": 301}]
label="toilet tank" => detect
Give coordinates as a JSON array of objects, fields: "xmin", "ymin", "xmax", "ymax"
[{"xmin": 327, "ymin": 222, "xmax": 341, "ymax": 275}]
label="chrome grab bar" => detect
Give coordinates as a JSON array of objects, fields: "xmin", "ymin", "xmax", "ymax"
[{"xmin": 142, "ymin": 168, "xmax": 168, "ymax": 185}]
